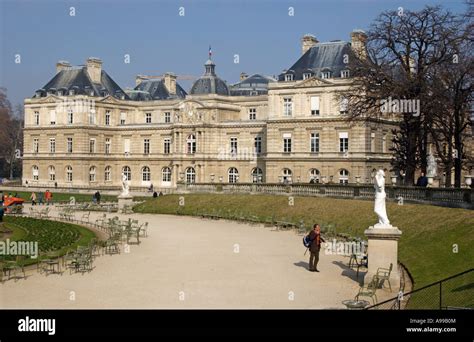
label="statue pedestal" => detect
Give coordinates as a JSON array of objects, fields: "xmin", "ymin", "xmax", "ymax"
[
  {"xmin": 117, "ymin": 194, "xmax": 133, "ymax": 213},
  {"xmin": 364, "ymin": 226, "xmax": 402, "ymax": 288}
]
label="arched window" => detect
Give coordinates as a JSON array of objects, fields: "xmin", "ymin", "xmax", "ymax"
[
  {"xmin": 89, "ymin": 166, "xmax": 96, "ymax": 182},
  {"xmin": 122, "ymin": 166, "xmax": 131, "ymax": 181},
  {"xmin": 185, "ymin": 167, "xmax": 196, "ymax": 184},
  {"xmin": 162, "ymin": 167, "xmax": 171, "ymax": 183},
  {"xmin": 282, "ymin": 168, "xmax": 292, "ymax": 183},
  {"xmin": 48, "ymin": 166, "xmax": 55, "ymax": 181},
  {"xmin": 32, "ymin": 165, "xmax": 39, "ymax": 181},
  {"xmin": 66, "ymin": 166, "xmax": 73, "ymax": 182},
  {"xmin": 339, "ymin": 169, "xmax": 349, "ymax": 184},
  {"xmin": 251, "ymin": 167, "xmax": 263, "ymax": 183},
  {"xmin": 104, "ymin": 166, "xmax": 111, "ymax": 182},
  {"xmin": 309, "ymin": 169, "xmax": 320, "ymax": 183},
  {"xmin": 142, "ymin": 166, "xmax": 151, "ymax": 182},
  {"xmin": 186, "ymin": 134, "xmax": 196, "ymax": 154},
  {"xmin": 228, "ymin": 167, "xmax": 239, "ymax": 183}
]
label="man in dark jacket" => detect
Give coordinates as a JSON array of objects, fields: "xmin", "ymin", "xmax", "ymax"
[
  {"xmin": 416, "ymin": 172, "xmax": 428, "ymax": 187},
  {"xmin": 308, "ymin": 224, "xmax": 325, "ymax": 272}
]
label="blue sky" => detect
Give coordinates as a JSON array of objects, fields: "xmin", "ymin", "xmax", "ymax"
[{"xmin": 0, "ymin": 0, "xmax": 468, "ymax": 107}]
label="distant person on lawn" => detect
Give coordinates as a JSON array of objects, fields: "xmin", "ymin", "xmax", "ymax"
[
  {"xmin": 30, "ymin": 192, "xmax": 37, "ymax": 205},
  {"xmin": 38, "ymin": 192, "xmax": 44, "ymax": 205},
  {"xmin": 308, "ymin": 223, "xmax": 325, "ymax": 272},
  {"xmin": 45, "ymin": 190, "xmax": 53, "ymax": 205}
]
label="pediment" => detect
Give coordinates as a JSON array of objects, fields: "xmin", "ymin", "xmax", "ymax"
[
  {"xmin": 35, "ymin": 95, "xmax": 62, "ymax": 104},
  {"xmin": 97, "ymin": 95, "xmax": 123, "ymax": 104}
]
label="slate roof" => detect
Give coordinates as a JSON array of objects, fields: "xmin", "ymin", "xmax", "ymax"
[
  {"xmin": 34, "ymin": 67, "xmax": 129, "ymax": 99},
  {"xmin": 190, "ymin": 59, "xmax": 229, "ymax": 96},
  {"xmin": 132, "ymin": 79, "xmax": 187, "ymax": 101},
  {"xmin": 278, "ymin": 41, "xmax": 353, "ymax": 81},
  {"xmin": 230, "ymin": 74, "xmax": 276, "ymax": 96}
]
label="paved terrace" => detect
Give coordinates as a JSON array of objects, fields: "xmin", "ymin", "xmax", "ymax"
[{"xmin": 0, "ymin": 205, "xmax": 397, "ymax": 308}]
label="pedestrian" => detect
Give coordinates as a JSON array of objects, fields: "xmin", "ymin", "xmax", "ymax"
[
  {"xmin": 416, "ymin": 172, "xmax": 428, "ymax": 187},
  {"xmin": 38, "ymin": 192, "xmax": 44, "ymax": 205},
  {"xmin": 153, "ymin": 191, "xmax": 158, "ymax": 198},
  {"xmin": 308, "ymin": 223, "xmax": 325, "ymax": 272},
  {"xmin": 30, "ymin": 192, "xmax": 37, "ymax": 206},
  {"xmin": 96, "ymin": 191, "xmax": 101, "ymax": 204},
  {"xmin": 45, "ymin": 190, "xmax": 52, "ymax": 205}
]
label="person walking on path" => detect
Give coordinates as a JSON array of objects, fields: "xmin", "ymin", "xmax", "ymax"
[
  {"xmin": 30, "ymin": 192, "xmax": 37, "ymax": 206},
  {"xmin": 308, "ymin": 223, "xmax": 325, "ymax": 272},
  {"xmin": 38, "ymin": 192, "xmax": 44, "ymax": 205},
  {"xmin": 45, "ymin": 190, "xmax": 53, "ymax": 205}
]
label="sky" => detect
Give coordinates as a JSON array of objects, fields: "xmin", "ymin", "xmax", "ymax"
[{"xmin": 0, "ymin": 0, "xmax": 468, "ymax": 107}]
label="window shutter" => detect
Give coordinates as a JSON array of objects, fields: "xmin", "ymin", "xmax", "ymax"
[
  {"xmin": 124, "ymin": 139, "xmax": 130, "ymax": 153},
  {"xmin": 310, "ymin": 96, "xmax": 320, "ymax": 111},
  {"xmin": 50, "ymin": 110, "xmax": 56, "ymax": 123}
]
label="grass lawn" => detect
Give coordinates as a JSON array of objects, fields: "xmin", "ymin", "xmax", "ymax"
[
  {"xmin": 134, "ymin": 194, "xmax": 474, "ymax": 292},
  {"xmin": 0, "ymin": 190, "xmax": 117, "ymax": 203},
  {"xmin": 0, "ymin": 216, "xmax": 98, "ymax": 266}
]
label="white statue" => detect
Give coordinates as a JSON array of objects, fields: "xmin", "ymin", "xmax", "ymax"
[
  {"xmin": 121, "ymin": 172, "xmax": 130, "ymax": 196},
  {"xmin": 426, "ymin": 153, "xmax": 437, "ymax": 178},
  {"xmin": 374, "ymin": 169, "xmax": 391, "ymax": 227}
]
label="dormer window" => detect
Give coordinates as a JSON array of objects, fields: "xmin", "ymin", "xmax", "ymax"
[
  {"xmin": 285, "ymin": 74, "xmax": 294, "ymax": 82},
  {"xmin": 303, "ymin": 73, "xmax": 312, "ymax": 80},
  {"xmin": 341, "ymin": 70, "xmax": 350, "ymax": 78},
  {"xmin": 321, "ymin": 71, "xmax": 331, "ymax": 79}
]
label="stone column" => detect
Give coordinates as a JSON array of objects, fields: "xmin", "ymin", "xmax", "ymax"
[{"xmin": 364, "ymin": 226, "xmax": 402, "ymax": 287}]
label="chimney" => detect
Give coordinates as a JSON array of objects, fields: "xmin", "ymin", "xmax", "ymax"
[
  {"xmin": 240, "ymin": 72, "xmax": 248, "ymax": 81},
  {"xmin": 164, "ymin": 72, "xmax": 177, "ymax": 95},
  {"xmin": 56, "ymin": 60, "xmax": 71, "ymax": 74},
  {"xmin": 301, "ymin": 34, "xmax": 318, "ymax": 55},
  {"xmin": 351, "ymin": 30, "xmax": 367, "ymax": 59},
  {"xmin": 135, "ymin": 75, "xmax": 148, "ymax": 86},
  {"xmin": 86, "ymin": 57, "xmax": 102, "ymax": 83}
]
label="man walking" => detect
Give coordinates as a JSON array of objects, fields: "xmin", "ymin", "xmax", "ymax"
[{"xmin": 309, "ymin": 223, "xmax": 325, "ymax": 272}]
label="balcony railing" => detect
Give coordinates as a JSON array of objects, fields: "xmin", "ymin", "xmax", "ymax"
[{"xmin": 177, "ymin": 183, "xmax": 474, "ymax": 209}]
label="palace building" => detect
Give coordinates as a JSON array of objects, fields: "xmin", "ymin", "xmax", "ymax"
[{"xmin": 22, "ymin": 30, "xmax": 398, "ymax": 190}]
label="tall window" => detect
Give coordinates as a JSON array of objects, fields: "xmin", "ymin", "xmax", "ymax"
[
  {"xmin": 162, "ymin": 167, "xmax": 171, "ymax": 183},
  {"xmin": 33, "ymin": 138, "xmax": 39, "ymax": 153},
  {"xmin": 48, "ymin": 166, "xmax": 56, "ymax": 181},
  {"xmin": 249, "ymin": 108, "xmax": 256, "ymax": 120},
  {"xmin": 89, "ymin": 138, "xmax": 96, "ymax": 154},
  {"xmin": 185, "ymin": 167, "xmax": 196, "ymax": 184},
  {"xmin": 309, "ymin": 169, "xmax": 320, "ymax": 183},
  {"xmin": 339, "ymin": 132, "xmax": 349, "ymax": 152},
  {"xmin": 340, "ymin": 97, "xmax": 348, "ymax": 114},
  {"xmin": 254, "ymin": 136, "xmax": 262, "ymax": 154},
  {"xmin": 251, "ymin": 167, "xmax": 263, "ymax": 183},
  {"xmin": 67, "ymin": 137, "xmax": 73, "ymax": 153},
  {"xmin": 66, "ymin": 166, "xmax": 73, "ymax": 182},
  {"xmin": 145, "ymin": 112, "xmax": 152, "ymax": 124},
  {"xmin": 142, "ymin": 166, "xmax": 151, "ymax": 182},
  {"xmin": 282, "ymin": 168, "xmax": 292, "ymax": 183},
  {"xmin": 186, "ymin": 134, "xmax": 196, "ymax": 154},
  {"xmin": 120, "ymin": 112, "xmax": 126, "ymax": 125},
  {"xmin": 105, "ymin": 138, "xmax": 111, "ymax": 154},
  {"xmin": 34, "ymin": 111, "xmax": 40, "ymax": 125},
  {"xmin": 230, "ymin": 137, "xmax": 238, "ymax": 155},
  {"xmin": 164, "ymin": 112, "xmax": 171, "ymax": 123},
  {"xmin": 310, "ymin": 96, "xmax": 320, "ymax": 115},
  {"xmin": 105, "ymin": 110, "xmax": 111, "ymax": 126},
  {"xmin": 310, "ymin": 133, "xmax": 320, "ymax": 153},
  {"xmin": 283, "ymin": 134, "xmax": 292, "ymax": 153},
  {"xmin": 283, "ymin": 98, "xmax": 293, "ymax": 116},
  {"xmin": 370, "ymin": 132, "xmax": 376, "ymax": 152},
  {"xmin": 144, "ymin": 139, "xmax": 150, "ymax": 155},
  {"xmin": 32, "ymin": 165, "xmax": 39, "ymax": 181},
  {"xmin": 339, "ymin": 169, "xmax": 349, "ymax": 184},
  {"xmin": 104, "ymin": 166, "xmax": 111, "ymax": 182},
  {"xmin": 89, "ymin": 109, "xmax": 96, "ymax": 124},
  {"xmin": 50, "ymin": 110, "xmax": 56, "ymax": 125},
  {"xmin": 89, "ymin": 166, "xmax": 96, "ymax": 182},
  {"xmin": 228, "ymin": 167, "xmax": 239, "ymax": 183},
  {"xmin": 164, "ymin": 138, "xmax": 171, "ymax": 154},
  {"xmin": 49, "ymin": 138, "xmax": 56, "ymax": 153},
  {"xmin": 122, "ymin": 166, "xmax": 131, "ymax": 181},
  {"xmin": 67, "ymin": 109, "xmax": 73, "ymax": 124}
]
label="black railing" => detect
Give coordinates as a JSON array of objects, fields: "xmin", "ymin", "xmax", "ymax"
[{"xmin": 366, "ymin": 268, "xmax": 474, "ymax": 310}]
